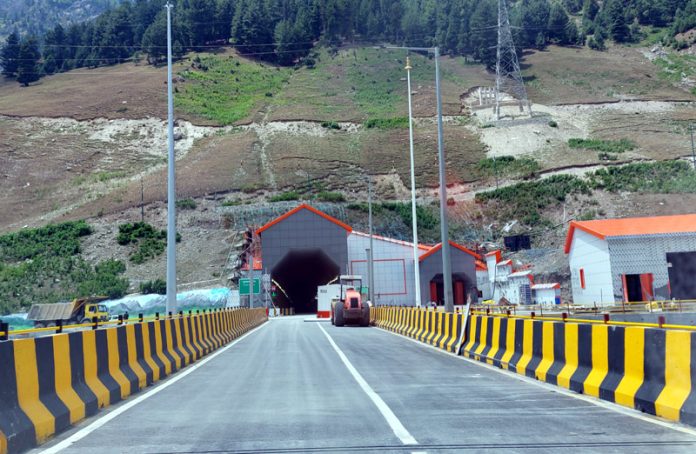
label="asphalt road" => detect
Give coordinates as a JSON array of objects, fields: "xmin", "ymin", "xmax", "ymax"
[{"xmin": 34, "ymin": 316, "xmax": 696, "ymax": 454}]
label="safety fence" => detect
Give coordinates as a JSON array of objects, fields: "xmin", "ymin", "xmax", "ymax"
[
  {"xmin": 372, "ymin": 306, "xmax": 696, "ymax": 428},
  {"xmin": 371, "ymin": 306, "xmax": 464, "ymax": 354},
  {"xmin": 0, "ymin": 307, "xmax": 266, "ymax": 454}
]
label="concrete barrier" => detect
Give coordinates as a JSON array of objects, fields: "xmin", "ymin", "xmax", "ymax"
[
  {"xmin": 0, "ymin": 308, "xmax": 266, "ymax": 454},
  {"xmin": 462, "ymin": 314, "xmax": 696, "ymax": 427},
  {"xmin": 373, "ymin": 307, "xmax": 463, "ymax": 354}
]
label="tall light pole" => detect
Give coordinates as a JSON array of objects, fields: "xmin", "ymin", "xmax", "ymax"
[
  {"xmin": 690, "ymin": 124, "xmax": 695, "ymax": 170},
  {"xmin": 368, "ymin": 176, "xmax": 375, "ymax": 304},
  {"xmin": 386, "ymin": 45, "xmax": 453, "ymax": 312},
  {"xmin": 405, "ymin": 56, "xmax": 422, "ymax": 308},
  {"xmin": 165, "ymin": 1, "xmax": 177, "ymax": 314},
  {"xmin": 434, "ymin": 47, "xmax": 454, "ymax": 313}
]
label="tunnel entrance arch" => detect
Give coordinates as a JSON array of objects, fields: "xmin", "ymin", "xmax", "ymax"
[
  {"xmin": 257, "ymin": 204, "xmax": 351, "ymax": 314},
  {"xmin": 272, "ymin": 249, "xmax": 340, "ymax": 313}
]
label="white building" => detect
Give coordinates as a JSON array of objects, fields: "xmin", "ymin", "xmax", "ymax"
[
  {"xmin": 482, "ymin": 250, "xmax": 559, "ymax": 305},
  {"xmin": 532, "ymin": 283, "xmax": 561, "ymax": 305},
  {"xmin": 565, "ymin": 214, "xmax": 696, "ymax": 305}
]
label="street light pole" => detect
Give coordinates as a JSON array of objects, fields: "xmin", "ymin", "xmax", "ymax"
[
  {"xmin": 368, "ymin": 176, "xmax": 375, "ymax": 304},
  {"xmin": 165, "ymin": 1, "xmax": 176, "ymax": 314},
  {"xmin": 690, "ymin": 124, "xmax": 696, "ymax": 170},
  {"xmin": 405, "ymin": 56, "xmax": 422, "ymax": 308},
  {"xmin": 384, "ymin": 45, "xmax": 453, "ymax": 312},
  {"xmin": 434, "ymin": 47, "xmax": 453, "ymax": 313}
]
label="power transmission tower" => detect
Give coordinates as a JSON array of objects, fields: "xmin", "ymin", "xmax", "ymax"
[{"xmin": 495, "ymin": 0, "xmax": 532, "ymax": 120}]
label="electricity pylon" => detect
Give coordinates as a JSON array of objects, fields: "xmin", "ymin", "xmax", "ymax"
[{"xmin": 495, "ymin": 0, "xmax": 532, "ymax": 120}]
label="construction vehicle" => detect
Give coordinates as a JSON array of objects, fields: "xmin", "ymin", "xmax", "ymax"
[
  {"xmin": 27, "ymin": 297, "xmax": 110, "ymax": 328},
  {"xmin": 330, "ymin": 275, "xmax": 370, "ymax": 327}
]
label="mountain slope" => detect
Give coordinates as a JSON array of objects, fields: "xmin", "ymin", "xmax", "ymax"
[{"xmin": 0, "ymin": 0, "xmax": 123, "ymax": 40}]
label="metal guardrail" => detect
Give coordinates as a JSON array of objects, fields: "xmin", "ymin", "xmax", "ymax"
[
  {"xmin": 469, "ymin": 308, "xmax": 696, "ymax": 332},
  {"xmin": 0, "ymin": 309, "xmax": 226, "ymax": 340}
]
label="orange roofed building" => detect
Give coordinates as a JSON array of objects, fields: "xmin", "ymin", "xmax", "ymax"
[{"xmin": 564, "ymin": 214, "xmax": 696, "ymax": 305}]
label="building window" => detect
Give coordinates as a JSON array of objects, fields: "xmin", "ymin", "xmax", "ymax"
[{"xmin": 579, "ymin": 268, "xmax": 585, "ymax": 289}]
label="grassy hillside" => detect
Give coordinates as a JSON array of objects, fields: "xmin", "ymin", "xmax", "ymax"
[{"xmin": 0, "ymin": 220, "xmax": 129, "ymax": 314}]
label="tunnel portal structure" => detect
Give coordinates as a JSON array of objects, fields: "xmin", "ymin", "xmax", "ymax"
[{"xmin": 255, "ymin": 204, "xmax": 479, "ymax": 314}]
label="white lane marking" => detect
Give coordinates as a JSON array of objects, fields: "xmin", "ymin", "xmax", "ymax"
[
  {"xmin": 317, "ymin": 324, "xmax": 418, "ymax": 446},
  {"xmin": 377, "ymin": 327, "xmax": 696, "ymax": 439},
  {"xmin": 39, "ymin": 322, "xmax": 270, "ymax": 454}
]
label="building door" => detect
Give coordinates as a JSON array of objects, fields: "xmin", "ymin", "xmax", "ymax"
[
  {"xmin": 667, "ymin": 252, "xmax": 696, "ymax": 299},
  {"xmin": 454, "ymin": 281, "xmax": 465, "ymax": 306},
  {"xmin": 624, "ymin": 274, "xmax": 644, "ymax": 302}
]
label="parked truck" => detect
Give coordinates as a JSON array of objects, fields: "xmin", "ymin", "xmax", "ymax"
[
  {"xmin": 27, "ymin": 297, "xmax": 110, "ymax": 328},
  {"xmin": 330, "ymin": 275, "xmax": 370, "ymax": 327}
]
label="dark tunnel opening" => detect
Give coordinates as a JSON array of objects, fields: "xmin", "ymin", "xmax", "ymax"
[{"xmin": 271, "ymin": 249, "xmax": 340, "ymax": 314}]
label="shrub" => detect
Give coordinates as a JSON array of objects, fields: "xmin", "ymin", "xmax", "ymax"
[
  {"xmin": 320, "ymin": 121, "xmax": 341, "ymax": 130},
  {"xmin": 0, "ymin": 221, "xmax": 130, "ymax": 313},
  {"xmin": 598, "ymin": 152, "xmax": 619, "ymax": 161},
  {"xmin": 365, "ymin": 117, "xmax": 409, "ymax": 129},
  {"xmin": 548, "ymin": 120, "xmax": 558, "ymax": 128},
  {"xmin": 317, "ymin": 191, "xmax": 345, "ymax": 202},
  {"xmin": 176, "ymin": 198, "xmax": 197, "ymax": 210},
  {"xmin": 475, "ymin": 175, "xmax": 591, "ymax": 224},
  {"xmin": 268, "ymin": 191, "xmax": 300, "ymax": 202},
  {"xmin": 381, "ymin": 202, "xmax": 439, "ymax": 230},
  {"xmin": 475, "ymin": 156, "xmax": 540, "ymax": 178},
  {"xmin": 118, "ymin": 222, "xmax": 180, "ymax": 264},
  {"xmin": 568, "ymin": 138, "xmax": 635, "ymax": 153},
  {"xmin": 140, "ymin": 279, "xmax": 167, "ymax": 295},
  {"xmin": 588, "ymin": 161, "xmax": 696, "ymax": 193}
]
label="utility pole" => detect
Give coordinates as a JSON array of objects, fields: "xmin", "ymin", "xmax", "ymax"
[
  {"xmin": 165, "ymin": 1, "xmax": 176, "ymax": 314},
  {"xmin": 405, "ymin": 56, "xmax": 422, "ymax": 308},
  {"xmin": 690, "ymin": 124, "xmax": 695, "ymax": 170},
  {"xmin": 368, "ymin": 176, "xmax": 375, "ymax": 304},
  {"xmin": 140, "ymin": 177, "xmax": 145, "ymax": 223},
  {"xmin": 248, "ymin": 252, "xmax": 254, "ymax": 308},
  {"xmin": 435, "ymin": 47, "xmax": 454, "ymax": 313}
]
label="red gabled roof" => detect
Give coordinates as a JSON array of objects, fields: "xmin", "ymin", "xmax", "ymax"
[
  {"xmin": 351, "ymin": 231, "xmax": 431, "ymax": 251},
  {"xmin": 418, "ymin": 240, "xmax": 481, "ymax": 262},
  {"xmin": 256, "ymin": 204, "xmax": 352, "ymax": 235},
  {"xmin": 475, "ymin": 260, "xmax": 487, "ymax": 271},
  {"xmin": 564, "ymin": 214, "xmax": 696, "ymax": 253},
  {"xmin": 484, "ymin": 250, "xmax": 502, "ymax": 263}
]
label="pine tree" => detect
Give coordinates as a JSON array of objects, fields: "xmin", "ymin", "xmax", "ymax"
[
  {"xmin": 17, "ymin": 36, "xmax": 41, "ymax": 86},
  {"xmin": 548, "ymin": 3, "xmax": 571, "ymax": 44},
  {"xmin": 605, "ymin": 0, "xmax": 630, "ymax": 42},
  {"xmin": 469, "ymin": 0, "xmax": 497, "ymax": 68},
  {"xmin": 187, "ymin": 0, "xmax": 216, "ymax": 48},
  {"xmin": 1, "ymin": 31, "xmax": 21, "ymax": 77}
]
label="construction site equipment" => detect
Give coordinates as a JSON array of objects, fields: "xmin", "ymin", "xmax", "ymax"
[
  {"xmin": 27, "ymin": 297, "xmax": 110, "ymax": 328},
  {"xmin": 330, "ymin": 275, "xmax": 370, "ymax": 327}
]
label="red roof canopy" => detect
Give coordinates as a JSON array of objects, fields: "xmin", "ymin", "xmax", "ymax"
[
  {"xmin": 564, "ymin": 214, "xmax": 696, "ymax": 253},
  {"xmin": 418, "ymin": 240, "xmax": 481, "ymax": 262}
]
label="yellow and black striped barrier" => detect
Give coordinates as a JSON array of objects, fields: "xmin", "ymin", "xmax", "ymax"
[
  {"xmin": 462, "ymin": 314, "xmax": 696, "ymax": 427},
  {"xmin": 372, "ymin": 306, "xmax": 464, "ymax": 354},
  {"xmin": 0, "ymin": 307, "xmax": 266, "ymax": 454}
]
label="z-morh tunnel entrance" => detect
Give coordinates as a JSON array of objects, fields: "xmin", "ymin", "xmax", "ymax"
[
  {"xmin": 271, "ymin": 249, "xmax": 340, "ymax": 313},
  {"xmin": 256, "ymin": 205, "xmax": 351, "ymax": 314}
]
